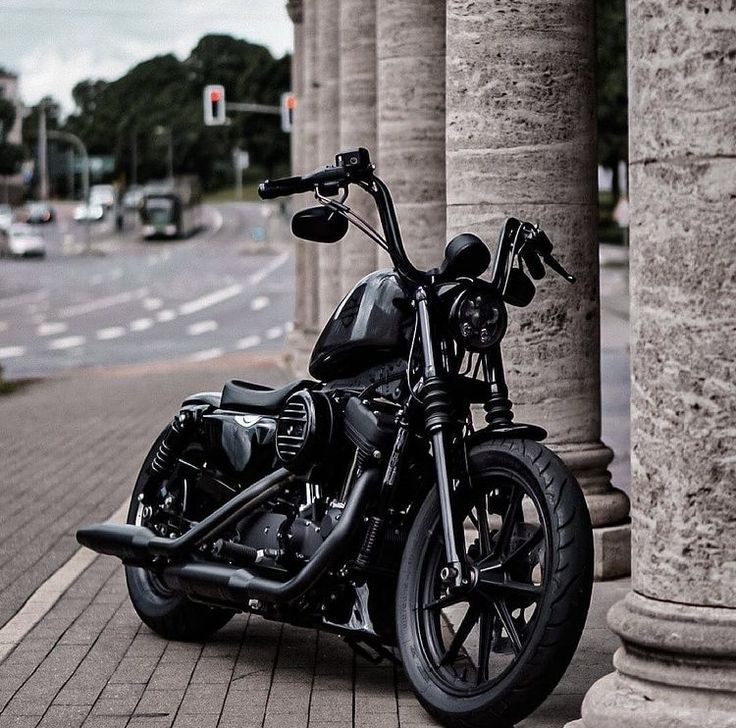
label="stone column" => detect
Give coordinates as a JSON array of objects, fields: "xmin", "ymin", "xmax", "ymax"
[
  {"xmin": 339, "ymin": 0, "xmax": 378, "ymax": 290},
  {"xmin": 445, "ymin": 0, "xmax": 629, "ymax": 579},
  {"xmin": 316, "ymin": 0, "xmax": 342, "ymax": 322},
  {"xmin": 567, "ymin": 2, "xmax": 736, "ymax": 726},
  {"xmin": 376, "ymin": 0, "xmax": 446, "ymax": 271}
]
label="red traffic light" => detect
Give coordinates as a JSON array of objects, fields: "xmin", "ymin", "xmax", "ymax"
[{"xmin": 209, "ymin": 89, "xmax": 221, "ymax": 103}]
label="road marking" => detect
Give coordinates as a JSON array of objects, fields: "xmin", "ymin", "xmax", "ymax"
[
  {"xmin": 0, "ymin": 500, "xmax": 128, "ymax": 664},
  {"xmin": 264, "ymin": 326, "xmax": 284, "ymax": 340},
  {"xmin": 48, "ymin": 335, "xmax": 86, "ymax": 350},
  {"xmin": 96, "ymin": 326, "xmax": 126, "ymax": 340},
  {"xmin": 285, "ymin": 321, "xmax": 294, "ymax": 333},
  {"xmin": 58, "ymin": 288, "xmax": 148, "ymax": 318},
  {"xmin": 129, "ymin": 318, "xmax": 153, "ymax": 332},
  {"xmin": 247, "ymin": 251, "xmax": 289, "ymax": 285},
  {"xmin": 186, "ymin": 320, "xmax": 218, "ymax": 336},
  {"xmin": 178, "ymin": 283, "xmax": 243, "ymax": 316},
  {"xmin": 0, "ymin": 289, "xmax": 47, "ymax": 311},
  {"xmin": 37, "ymin": 322, "xmax": 68, "ymax": 337},
  {"xmin": 250, "ymin": 296, "xmax": 269, "ymax": 311},
  {"xmin": 142, "ymin": 297, "xmax": 163, "ymax": 311},
  {"xmin": 155, "ymin": 309, "xmax": 176, "ymax": 323},
  {"xmin": 189, "ymin": 347, "xmax": 224, "ymax": 362},
  {"xmin": 237, "ymin": 334, "xmax": 262, "ymax": 350},
  {"xmin": 0, "ymin": 345, "xmax": 25, "ymax": 358}
]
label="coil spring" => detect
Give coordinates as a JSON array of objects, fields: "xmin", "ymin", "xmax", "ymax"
[
  {"xmin": 150, "ymin": 411, "xmax": 194, "ymax": 476},
  {"xmin": 356, "ymin": 516, "xmax": 384, "ymax": 569}
]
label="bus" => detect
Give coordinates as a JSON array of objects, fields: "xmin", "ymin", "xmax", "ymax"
[{"xmin": 139, "ymin": 177, "xmax": 202, "ymax": 239}]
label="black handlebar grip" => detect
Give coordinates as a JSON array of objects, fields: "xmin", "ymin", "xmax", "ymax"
[{"xmin": 258, "ymin": 175, "xmax": 307, "ymax": 200}]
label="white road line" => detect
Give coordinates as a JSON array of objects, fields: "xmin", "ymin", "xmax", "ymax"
[
  {"xmin": 237, "ymin": 334, "xmax": 262, "ymax": 350},
  {"xmin": 186, "ymin": 320, "xmax": 218, "ymax": 336},
  {"xmin": 36, "ymin": 322, "xmax": 68, "ymax": 337},
  {"xmin": 0, "ymin": 500, "xmax": 128, "ymax": 664},
  {"xmin": 264, "ymin": 326, "xmax": 284, "ymax": 340},
  {"xmin": 48, "ymin": 335, "xmax": 86, "ymax": 350},
  {"xmin": 58, "ymin": 288, "xmax": 148, "ymax": 318},
  {"xmin": 247, "ymin": 251, "xmax": 289, "ymax": 286},
  {"xmin": 96, "ymin": 326, "xmax": 126, "ymax": 340},
  {"xmin": 250, "ymin": 296, "xmax": 269, "ymax": 311},
  {"xmin": 0, "ymin": 346, "xmax": 25, "ymax": 359},
  {"xmin": 155, "ymin": 309, "xmax": 177, "ymax": 323},
  {"xmin": 142, "ymin": 297, "xmax": 163, "ymax": 311},
  {"xmin": 178, "ymin": 283, "xmax": 243, "ymax": 316},
  {"xmin": 129, "ymin": 318, "xmax": 154, "ymax": 332},
  {"xmin": 189, "ymin": 347, "xmax": 224, "ymax": 362}
]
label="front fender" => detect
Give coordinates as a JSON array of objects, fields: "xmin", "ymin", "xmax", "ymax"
[{"xmin": 468, "ymin": 421, "xmax": 547, "ymax": 446}]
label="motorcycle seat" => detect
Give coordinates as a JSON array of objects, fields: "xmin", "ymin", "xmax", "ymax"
[{"xmin": 220, "ymin": 378, "xmax": 313, "ymax": 414}]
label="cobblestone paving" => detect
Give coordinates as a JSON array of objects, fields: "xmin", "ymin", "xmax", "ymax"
[{"xmin": 0, "ymin": 352, "xmax": 630, "ymax": 727}]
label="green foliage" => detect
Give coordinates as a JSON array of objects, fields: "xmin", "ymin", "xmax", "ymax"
[
  {"xmin": 0, "ymin": 98, "xmax": 24, "ymax": 175},
  {"xmin": 0, "ymin": 97, "xmax": 16, "ymax": 137},
  {"xmin": 60, "ymin": 35, "xmax": 291, "ymax": 190}
]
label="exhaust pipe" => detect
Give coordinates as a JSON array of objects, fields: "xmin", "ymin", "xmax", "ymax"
[
  {"xmin": 160, "ymin": 466, "xmax": 380, "ymax": 606},
  {"xmin": 76, "ymin": 468, "xmax": 292, "ymax": 564}
]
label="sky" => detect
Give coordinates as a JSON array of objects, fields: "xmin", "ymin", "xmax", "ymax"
[{"xmin": 0, "ymin": 0, "xmax": 293, "ymax": 114}]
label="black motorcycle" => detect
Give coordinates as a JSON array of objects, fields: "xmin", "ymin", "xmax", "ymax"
[{"xmin": 78, "ymin": 148, "xmax": 593, "ymax": 728}]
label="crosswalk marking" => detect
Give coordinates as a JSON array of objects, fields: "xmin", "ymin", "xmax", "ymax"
[
  {"xmin": 189, "ymin": 347, "xmax": 224, "ymax": 362},
  {"xmin": 96, "ymin": 326, "xmax": 126, "ymax": 340},
  {"xmin": 237, "ymin": 335, "xmax": 261, "ymax": 350},
  {"xmin": 250, "ymin": 296, "xmax": 269, "ymax": 311},
  {"xmin": 129, "ymin": 318, "xmax": 153, "ymax": 332},
  {"xmin": 265, "ymin": 326, "xmax": 284, "ymax": 340},
  {"xmin": 37, "ymin": 322, "xmax": 68, "ymax": 337},
  {"xmin": 187, "ymin": 320, "xmax": 218, "ymax": 336},
  {"xmin": 48, "ymin": 335, "xmax": 86, "ymax": 350},
  {"xmin": 155, "ymin": 309, "xmax": 176, "ymax": 322},
  {"xmin": 0, "ymin": 345, "xmax": 25, "ymax": 358}
]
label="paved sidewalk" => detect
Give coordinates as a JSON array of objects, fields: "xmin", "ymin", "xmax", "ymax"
[{"xmin": 0, "ymin": 258, "xmax": 631, "ymax": 727}]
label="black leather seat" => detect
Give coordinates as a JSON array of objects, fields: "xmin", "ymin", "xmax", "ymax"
[{"xmin": 220, "ymin": 378, "xmax": 313, "ymax": 414}]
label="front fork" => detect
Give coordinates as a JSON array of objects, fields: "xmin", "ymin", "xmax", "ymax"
[{"xmin": 415, "ymin": 289, "xmax": 468, "ymax": 589}]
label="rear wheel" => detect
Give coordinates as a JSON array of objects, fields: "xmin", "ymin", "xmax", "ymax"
[
  {"xmin": 396, "ymin": 438, "xmax": 593, "ymax": 728},
  {"xmin": 125, "ymin": 429, "xmax": 234, "ymax": 641}
]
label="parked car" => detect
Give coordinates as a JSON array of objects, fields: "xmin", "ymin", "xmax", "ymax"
[
  {"xmin": 0, "ymin": 223, "xmax": 46, "ymax": 257},
  {"xmin": 25, "ymin": 202, "xmax": 56, "ymax": 224},
  {"xmin": 73, "ymin": 203, "xmax": 105, "ymax": 223},
  {"xmin": 90, "ymin": 184, "xmax": 117, "ymax": 211},
  {"xmin": 0, "ymin": 204, "xmax": 12, "ymax": 232}
]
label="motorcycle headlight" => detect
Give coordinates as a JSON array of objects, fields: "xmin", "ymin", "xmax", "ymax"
[{"xmin": 450, "ymin": 285, "xmax": 507, "ymax": 351}]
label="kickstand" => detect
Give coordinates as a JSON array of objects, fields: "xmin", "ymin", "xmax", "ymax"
[{"xmin": 344, "ymin": 638, "xmax": 401, "ymax": 666}]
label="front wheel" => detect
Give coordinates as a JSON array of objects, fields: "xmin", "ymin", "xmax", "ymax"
[{"xmin": 396, "ymin": 438, "xmax": 593, "ymax": 728}]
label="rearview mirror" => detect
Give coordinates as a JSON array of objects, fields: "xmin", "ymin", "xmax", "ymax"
[{"xmin": 291, "ymin": 206, "xmax": 348, "ymax": 243}]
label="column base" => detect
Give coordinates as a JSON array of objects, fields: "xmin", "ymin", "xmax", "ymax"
[
  {"xmin": 565, "ymin": 591, "xmax": 736, "ymax": 728},
  {"xmin": 592, "ymin": 522, "xmax": 630, "ymax": 580}
]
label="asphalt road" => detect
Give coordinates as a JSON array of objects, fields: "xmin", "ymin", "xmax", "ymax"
[{"xmin": 0, "ymin": 201, "xmax": 295, "ymax": 380}]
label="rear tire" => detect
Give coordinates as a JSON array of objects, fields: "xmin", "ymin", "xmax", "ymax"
[
  {"xmin": 396, "ymin": 438, "xmax": 593, "ymax": 728},
  {"xmin": 125, "ymin": 430, "xmax": 234, "ymax": 641}
]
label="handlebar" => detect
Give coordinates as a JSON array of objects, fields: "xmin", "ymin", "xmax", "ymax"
[{"xmin": 258, "ymin": 148, "xmax": 373, "ymax": 200}]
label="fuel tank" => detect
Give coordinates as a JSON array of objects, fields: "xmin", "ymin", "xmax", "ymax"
[{"xmin": 309, "ymin": 270, "xmax": 413, "ymax": 381}]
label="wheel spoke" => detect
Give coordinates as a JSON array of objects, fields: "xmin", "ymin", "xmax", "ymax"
[
  {"xmin": 422, "ymin": 591, "xmax": 466, "ymax": 612},
  {"xmin": 492, "ymin": 487, "xmax": 521, "ymax": 559},
  {"xmin": 474, "ymin": 493, "xmax": 492, "ymax": 556},
  {"xmin": 440, "ymin": 603, "xmax": 481, "ymax": 666},
  {"xmin": 503, "ymin": 525, "xmax": 544, "ymax": 566},
  {"xmin": 478, "ymin": 575, "xmax": 543, "ymax": 600},
  {"xmin": 494, "ymin": 600, "xmax": 523, "ymax": 656},
  {"xmin": 476, "ymin": 610, "xmax": 493, "ymax": 684}
]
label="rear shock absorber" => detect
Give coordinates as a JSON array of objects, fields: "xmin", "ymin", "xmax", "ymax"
[{"xmin": 150, "ymin": 409, "xmax": 198, "ymax": 478}]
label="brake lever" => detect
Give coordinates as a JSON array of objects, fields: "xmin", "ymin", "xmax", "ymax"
[{"xmin": 543, "ymin": 253, "xmax": 576, "ymax": 283}]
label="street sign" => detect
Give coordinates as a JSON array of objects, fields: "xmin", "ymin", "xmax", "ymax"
[
  {"xmin": 280, "ymin": 92, "xmax": 295, "ymax": 133},
  {"xmin": 203, "ymin": 85, "xmax": 226, "ymax": 126}
]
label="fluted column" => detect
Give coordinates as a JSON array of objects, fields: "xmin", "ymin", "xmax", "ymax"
[
  {"xmin": 377, "ymin": 0, "xmax": 446, "ymax": 270},
  {"xmin": 446, "ymin": 0, "xmax": 629, "ymax": 579},
  {"xmin": 316, "ymin": 0, "xmax": 342, "ymax": 322},
  {"xmin": 567, "ymin": 2, "xmax": 736, "ymax": 726},
  {"xmin": 339, "ymin": 0, "xmax": 378, "ymax": 290}
]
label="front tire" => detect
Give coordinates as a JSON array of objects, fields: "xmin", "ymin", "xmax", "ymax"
[
  {"xmin": 396, "ymin": 438, "xmax": 593, "ymax": 728},
  {"xmin": 125, "ymin": 429, "xmax": 234, "ymax": 641}
]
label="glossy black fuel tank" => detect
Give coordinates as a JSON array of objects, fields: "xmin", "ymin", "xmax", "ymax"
[{"xmin": 309, "ymin": 270, "xmax": 413, "ymax": 381}]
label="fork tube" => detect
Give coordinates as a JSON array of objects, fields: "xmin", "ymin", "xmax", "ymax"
[{"xmin": 416, "ymin": 289, "xmax": 466, "ymax": 587}]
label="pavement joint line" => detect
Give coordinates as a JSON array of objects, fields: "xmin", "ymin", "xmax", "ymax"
[{"xmin": 0, "ymin": 499, "xmax": 128, "ymax": 664}]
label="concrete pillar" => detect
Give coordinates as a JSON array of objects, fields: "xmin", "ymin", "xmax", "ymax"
[
  {"xmin": 567, "ymin": 2, "xmax": 736, "ymax": 726},
  {"xmin": 316, "ymin": 0, "xmax": 342, "ymax": 322},
  {"xmin": 445, "ymin": 0, "xmax": 629, "ymax": 579},
  {"xmin": 339, "ymin": 0, "xmax": 378, "ymax": 290},
  {"xmin": 376, "ymin": 0, "xmax": 446, "ymax": 271}
]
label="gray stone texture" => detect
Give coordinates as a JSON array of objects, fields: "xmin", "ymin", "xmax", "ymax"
[
  {"xmin": 569, "ymin": 1, "xmax": 736, "ymax": 725},
  {"xmin": 316, "ymin": 0, "xmax": 343, "ymax": 324},
  {"xmin": 445, "ymin": 0, "xmax": 629, "ymax": 577},
  {"xmin": 377, "ymin": 0, "xmax": 446, "ymax": 270},
  {"xmin": 339, "ymin": 0, "xmax": 379, "ymax": 292}
]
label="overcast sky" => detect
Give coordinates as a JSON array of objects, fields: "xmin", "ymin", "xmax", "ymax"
[{"xmin": 0, "ymin": 0, "xmax": 293, "ymax": 113}]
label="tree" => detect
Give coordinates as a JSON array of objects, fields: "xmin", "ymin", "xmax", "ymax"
[{"xmin": 0, "ymin": 97, "xmax": 24, "ymax": 176}]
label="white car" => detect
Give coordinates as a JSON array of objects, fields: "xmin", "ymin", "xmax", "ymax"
[
  {"xmin": 0, "ymin": 223, "xmax": 46, "ymax": 257},
  {"xmin": 0, "ymin": 204, "xmax": 12, "ymax": 232},
  {"xmin": 73, "ymin": 203, "xmax": 105, "ymax": 223}
]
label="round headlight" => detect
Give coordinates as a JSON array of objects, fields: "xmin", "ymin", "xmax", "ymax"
[{"xmin": 450, "ymin": 285, "xmax": 507, "ymax": 351}]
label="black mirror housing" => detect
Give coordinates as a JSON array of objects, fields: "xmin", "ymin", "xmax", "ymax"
[{"xmin": 291, "ymin": 206, "xmax": 349, "ymax": 244}]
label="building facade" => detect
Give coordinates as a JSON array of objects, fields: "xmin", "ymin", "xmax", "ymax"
[{"xmin": 286, "ymin": 1, "xmax": 736, "ymax": 725}]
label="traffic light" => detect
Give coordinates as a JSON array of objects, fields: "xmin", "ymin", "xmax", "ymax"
[
  {"xmin": 203, "ymin": 85, "xmax": 226, "ymax": 126},
  {"xmin": 280, "ymin": 92, "xmax": 295, "ymax": 133}
]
